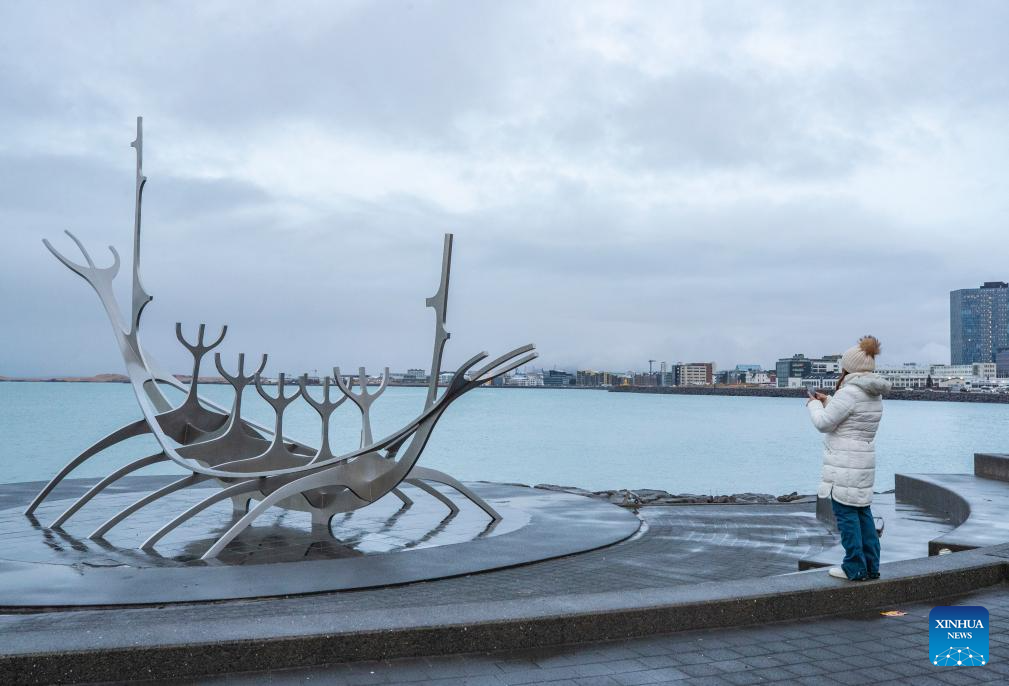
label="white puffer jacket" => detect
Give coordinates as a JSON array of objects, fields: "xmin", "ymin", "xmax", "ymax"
[{"xmin": 807, "ymin": 372, "xmax": 892, "ymax": 507}]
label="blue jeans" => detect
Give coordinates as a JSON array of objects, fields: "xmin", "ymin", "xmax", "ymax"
[{"xmin": 831, "ymin": 498, "xmax": 880, "ymax": 580}]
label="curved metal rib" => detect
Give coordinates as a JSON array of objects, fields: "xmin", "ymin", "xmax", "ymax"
[
  {"xmin": 405, "ymin": 478, "xmax": 459, "ymax": 515},
  {"xmin": 49, "ymin": 452, "xmax": 167, "ymax": 529},
  {"xmin": 89, "ymin": 473, "xmax": 208, "ymax": 539},
  {"xmin": 142, "ymin": 479, "xmax": 261, "ymax": 550},
  {"xmin": 25, "ymin": 418, "xmax": 150, "ymax": 515}
]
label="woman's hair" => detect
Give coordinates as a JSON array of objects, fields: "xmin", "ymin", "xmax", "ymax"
[{"xmin": 858, "ymin": 335, "xmax": 882, "ymax": 358}]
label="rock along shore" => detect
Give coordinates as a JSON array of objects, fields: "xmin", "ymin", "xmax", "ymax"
[{"xmin": 529, "ymin": 484, "xmax": 815, "ymax": 508}]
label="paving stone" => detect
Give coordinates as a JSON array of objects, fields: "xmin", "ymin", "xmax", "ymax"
[
  {"xmin": 719, "ymin": 670, "xmax": 770, "ymax": 685},
  {"xmin": 264, "ymin": 583, "xmax": 1007, "ymax": 686},
  {"xmin": 676, "ymin": 663, "xmax": 724, "ymax": 678},
  {"xmin": 612, "ymin": 667, "xmax": 689, "ymax": 684},
  {"xmin": 573, "ymin": 677, "xmax": 621, "ymax": 686},
  {"xmin": 709, "ymin": 660, "xmax": 751, "ymax": 674}
]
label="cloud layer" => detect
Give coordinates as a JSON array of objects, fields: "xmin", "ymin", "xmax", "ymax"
[{"xmin": 2, "ymin": 0, "xmax": 1008, "ymax": 376}]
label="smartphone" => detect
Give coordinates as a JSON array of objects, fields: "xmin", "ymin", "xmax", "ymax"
[{"xmin": 806, "ymin": 388, "xmax": 817, "ymax": 399}]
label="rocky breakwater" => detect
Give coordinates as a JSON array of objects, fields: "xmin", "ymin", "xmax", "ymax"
[{"xmin": 533, "ymin": 484, "xmax": 812, "ymax": 509}]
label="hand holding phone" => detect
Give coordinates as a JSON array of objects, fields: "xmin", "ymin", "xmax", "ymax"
[{"xmin": 806, "ymin": 388, "xmax": 817, "ymax": 399}]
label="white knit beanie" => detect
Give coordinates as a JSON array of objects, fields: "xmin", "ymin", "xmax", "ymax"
[{"xmin": 840, "ymin": 335, "xmax": 881, "ymax": 373}]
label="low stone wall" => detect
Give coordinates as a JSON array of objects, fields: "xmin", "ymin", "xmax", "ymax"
[
  {"xmin": 975, "ymin": 453, "xmax": 1009, "ymax": 482},
  {"xmin": 609, "ymin": 385, "xmax": 1009, "ymax": 403}
]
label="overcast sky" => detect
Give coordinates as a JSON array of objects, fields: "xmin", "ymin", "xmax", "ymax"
[{"xmin": 2, "ymin": 1, "xmax": 1007, "ymax": 377}]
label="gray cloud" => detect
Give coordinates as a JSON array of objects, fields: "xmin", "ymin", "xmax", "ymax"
[{"xmin": 1, "ymin": 0, "xmax": 1008, "ymax": 377}]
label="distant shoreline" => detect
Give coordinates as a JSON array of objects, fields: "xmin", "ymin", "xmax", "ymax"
[
  {"xmin": 609, "ymin": 385, "xmax": 1009, "ymax": 404},
  {"xmin": 2, "ymin": 377, "xmax": 1007, "ymax": 403}
]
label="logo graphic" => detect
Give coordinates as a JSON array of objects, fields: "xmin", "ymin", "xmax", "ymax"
[{"xmin": 930, "ymin": 606, "xmax": 988, "ymax": 666}]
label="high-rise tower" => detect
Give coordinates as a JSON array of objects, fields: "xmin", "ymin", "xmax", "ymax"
[{"xmin": 950, "ymin": 282, "xmax": 1009, "ymax": 364}]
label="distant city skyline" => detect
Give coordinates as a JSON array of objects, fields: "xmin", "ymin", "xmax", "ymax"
[{"xmin": 3, "ymin": 3, "xmax": 1009, "ymax": 376}]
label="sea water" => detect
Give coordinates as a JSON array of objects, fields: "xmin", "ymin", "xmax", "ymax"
[{"xmin": 1, "ymin": 382, "xmax": 1004, "ymax": 495}]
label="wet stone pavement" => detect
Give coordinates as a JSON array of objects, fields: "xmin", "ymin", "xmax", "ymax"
[
  {"xmin": 3, "ymin": 477, "xmax": 526, "ymax": 567},
  {"xmin": 2, "ymin": 476, "xmax": 832, "ymax": 587},
  {"xmin": 164, "ymin": 583, "xmax": 1009, "ymax": 685}
]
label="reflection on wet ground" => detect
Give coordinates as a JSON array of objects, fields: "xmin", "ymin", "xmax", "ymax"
[{"xmin": 1, "ymin": 478, "xmax": 524, "ymax": 568}]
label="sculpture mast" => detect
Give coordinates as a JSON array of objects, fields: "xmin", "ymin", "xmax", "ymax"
[
  {"xmin": 425, "ymin": 234, "xmax": 452, "ymax": 410},
  {"xmin": 129, "ymin": 116, "xmax": 152, "ymax": 335}
]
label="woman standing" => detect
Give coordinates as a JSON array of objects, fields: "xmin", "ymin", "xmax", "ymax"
[{"xmin": 807, "ymin": 335, "xmax": 892, "ymax": 581}]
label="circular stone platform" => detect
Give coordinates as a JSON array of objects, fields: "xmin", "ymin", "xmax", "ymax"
[{"xmin": 0, "ymin": 477, "xmax": 640, "ymax": 608}]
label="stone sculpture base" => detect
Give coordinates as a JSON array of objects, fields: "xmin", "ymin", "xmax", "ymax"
[{"xmin": 0, "ymin": 477, "xmax": 640, "ymax": 607}]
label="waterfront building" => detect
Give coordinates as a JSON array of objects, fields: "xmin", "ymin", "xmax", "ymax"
[
  {"xmin": 950, "ymin": 281, "xmax": 1009, "ymax": 365},
  {"xmin": 404, "ymin": 368, "xmax": 428, "ymax": 383},
  {"xmin": 746, "ymin": 370, "xmax": 772, "ymax": 385},
  {"xmin": 632, "ymin": 372, "xmax": 659, "ymax": 387},
  {"xmin": 800, "ymin": 374, "xmax": 839, "ymax": 391},
  {"xmin": 929, "ymin": 363, "xmax": 997, "ymax": 381},
  {"xmin": 776, "ymin": 354, "xmax": 844, "ymax": 387},
  {"xmin": 678, "ymin": 362, "xmax": 715, "ymax": 386},
  {"xmin": 734, "ymin": 364, "xmax": 761, "ymax": 373},
  {"xmin": 543, "ymin": 369, "xmax": 575, "ymax": 387},
  {"xmin": 811, "ymin": 355, "xmax": 841, "ymax": 375},
  {"xmin": 998, "ymin": 348, "xmax": 1009, "ymax": 378},
  {"xmin": 776, "ymin": 354, "xmax": 812, "ymax": 388},
  {"xmin": 719, "ymin": 369, "xmax": 749, "ymax": 385},
  {"xmin": 877, "ymin": 365, "xmax": 931, "ymax": 390},
  {"xmin": 504, "ymin": 372, "xmax": 543, "ymax": 387},
  {"xmin": 576, "ymin": 370, "xmax": 627, "ymax": 387}
]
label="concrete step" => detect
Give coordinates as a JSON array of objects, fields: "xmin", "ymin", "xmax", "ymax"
[{"xmin": 895, "ymin": 472, "xmax": 1009, "ymax": 555}]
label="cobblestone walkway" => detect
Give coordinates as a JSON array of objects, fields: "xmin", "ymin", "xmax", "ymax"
[{"xmin": 185, "ymin": 583, "xmax": 1009, "ymax": 685}]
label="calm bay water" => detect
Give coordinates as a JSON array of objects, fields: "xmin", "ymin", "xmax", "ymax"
[{"xmin": 2, "ymin": 382, "xmax": 1005, "ymax": 495}]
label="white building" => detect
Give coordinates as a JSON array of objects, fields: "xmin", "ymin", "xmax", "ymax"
[
  {"xmin": 404, "ymin": 368, "xmax": 428, "ymax": 383},
  {"xmin": 678, "ymin": 362, "xmax": 715, "ymax": 386},
  {"xmin": 800, "ymin": 375, "xmax": 839, "ymax": 391},
  {"xmin": 745, "ymin": 370, "xmax": 772, "ymax": 385},
  {"xmin": 929, "ymin": 363, "xmax": 997, "ymax": 381},
  {"xmin": 504, "ymin": 373, "xmax": 544, "ymax": 387},
  {"xmin": 811, "ymin": 358, "xmax": 841, "ymax": 375},
  {"xmin": 877, "ymin": 365, "xmax": 931, "ymax": 390}
]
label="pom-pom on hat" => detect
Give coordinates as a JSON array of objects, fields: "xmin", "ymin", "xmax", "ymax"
[{"xmin": 841, "ymin": 335, "xmax": 881, "ymax": 373}]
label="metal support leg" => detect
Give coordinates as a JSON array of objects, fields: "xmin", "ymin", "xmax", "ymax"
[
  {"xmin": 408, "ymin": 467, "xmax": 501, "ymax": 521},
  {"xmin": 391, "ymin": 487, "xmax": 414, "ymax": 507},
  {"xmin": 405, "ymin": 478, "xmax": 459, "ymax": 515},
  {"xmin": 142, "ymin": 480, "xmax": 261, "ymax": 550},
  {"xmin": 89, "ymin": 473, "xmax": 207, "ymax": 539},
  {"xmin": 200, "ymin": 469, "xmax": 341, "ymax": 560},
  {"xmin": 50, "ymin": 452, "xmax": 167, "ymax": 529},
  {"xmin": 25, "ymin": 419, "xmax": 150, "ymax": 515}
]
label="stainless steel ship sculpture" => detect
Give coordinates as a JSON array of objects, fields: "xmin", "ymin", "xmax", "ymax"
[{"xmin": 26, "ymin": 118, "xmax": 537, "ymax": 559}]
